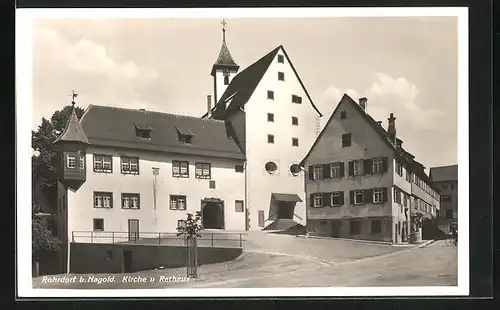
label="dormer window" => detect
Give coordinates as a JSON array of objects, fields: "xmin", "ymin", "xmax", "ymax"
[
  {"xmin": 135, "ymin": 124, "xmax": 153, "ymax": 140},
  {"xmin": 176, "ymin": 126, "xmax": 194, "ymax": 144}
]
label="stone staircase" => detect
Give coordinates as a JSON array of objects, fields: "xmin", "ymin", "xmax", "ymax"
[{"xmin": 262, "ymin": 219, "xmax": 300, "ymax": 231}]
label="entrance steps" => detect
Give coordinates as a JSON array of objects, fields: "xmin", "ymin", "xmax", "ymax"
[{"xmin": 262, "ymin": 219, "xmax": 302, "ymax": 232}]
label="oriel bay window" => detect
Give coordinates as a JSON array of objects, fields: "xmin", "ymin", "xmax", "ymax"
[
  {"xmin": 94, "ymin": 155, "xmax": 113, "ymax": 173},
  {"xmin": 121, "ymin": 157, "xmax": 139, "ymax": 174},
  {"xmin": 170, "ymin": 195, "xmax": 187, "ymax": 210},
  {"xmin": 172, "ymin": 160, "xmax": 189, "ymax": 178},
  {"xmin": 94, "ymin": 192, "xmax": 113, "ymax": 208},
  {"xmin": 195, "ymin": 162, "xmax": 211, "ymax": 179},
  {"xmin": 67, "ymin": 154, "xmax": 76, "ymax": 169},
  {"xmin": 121, "ymin": 193, "xmax": 140, "ymax": 209}
]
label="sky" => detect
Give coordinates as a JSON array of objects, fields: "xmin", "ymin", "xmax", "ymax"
[{"xmin": 31, "ymin": 16, "xmax": 459, "ymax": 170}]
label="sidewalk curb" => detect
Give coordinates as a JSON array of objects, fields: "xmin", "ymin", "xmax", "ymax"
[{"xmin": 295, "ymin": 234, "xmax": 392, "ymax": 246}]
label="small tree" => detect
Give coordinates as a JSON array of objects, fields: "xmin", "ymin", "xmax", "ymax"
[
  {"xmin": 176, "ymin": 211, "xmax": 203, "ymax": 278},
  {"xmin": 32, "ymin": 201, "xmax": 61, "ymax": 276}
]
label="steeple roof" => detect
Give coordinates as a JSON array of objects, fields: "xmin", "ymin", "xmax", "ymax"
[
  {"xmin": 53, "ymin": 105, "xmax": 90, "ymax": 145},
  {"xmin": 211, "ymin": 20, "xmax": 239, "ymax": 76}
]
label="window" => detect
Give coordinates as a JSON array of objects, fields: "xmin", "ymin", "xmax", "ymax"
[
  {"xmin": 313, "ymin": 194, "xmax": 323, "ymax": 207},
  {"xmin": 135, "ymin": 128, "xmax": 151, "ymax": 139},
  {"xmin": 178, "ymin": 134, "xmax": 192, "ymax": 144},
  {"xmin": 265, "ymin": 161, "xmax": 278, "ymax": 174},
  {"xmin": 292, "ymin": 95, "xmax": 302, "ymax": 104},
  {"xmin": 292, "ymin": 137, "xmax": 299, "ymax": 147},
  {"xmin": 195, "ymin": 163, "xmax": 211, "ymax": 179},
  {"xmin": 278, "ymin": 72, "xmax": 285, "ymax": 81},
  {"xmin": 121, "ymin": 157, "xmax": 139, "ymax": 174},
  {"xmin": 177, "ymin": 220, "xmax": 186, "ymax": 229},
  {"xmin": 403, "ymin": 193, "xmax": 408, "ymax": 207},
  {"xmin": 395, "ymin": 162, "xmax": 403, "ymax": 176},
  {"xmin": 371, "ymin": 220, "xmax": 382, "ymax": 234},
  {"xmin": 277, "ymin": 54, "xmax": 284, "ymax": 63},
  {"xmin": 331, "ymin": 192, "xmax": 343, "ymax": 206},
  {"xmin": 340, "ymin": 111, "xmax": 347, "ymax": 119},
  {"xmin": 235, "ymin": 200, "xmax": 244, "ymax": 212},
  {"xmin": 441, "ymin": 195, "xmax": 452, "ymax": 202},
  {"xmin": 172, "ymin": 161, "xmax": 189, "ymax": 178},
  {"xmin": 235, "ymin": 165, "xmax": 244, "ymax": 173},
  {"xmin": 267, "ymin": 134, "xmax": 275, "ymax": 144},
  {"xmin": 267, "ymin": 113, "xmax": 274, "ymax": 122},
  {"xmin": 406, "ymin": 170, "xmax": 412, "ymax": 182},
  {"xmin": 350, "ymin": 220, "xmax": 360, "ymax": 235},
  {"xmin": 290, "ymin": 164, "xmax": 301, "ymax": 176},
  {"xmin": 393, "ymin": 187, "xmax": 402, "ymax": 204},
  {"xmin": 80, "ymin": 154, "xmax": 85, "ymax": 169},
  {"xmin": 209, "ymin": 180, "xmax": 216, "ymax": 189},
  {"xmin": 373, "ymin": 188, "xmax": 384, "ymax": 204},
  {"xmin": 313, "ymin": 165, "xmax": 323, "ymax": 180},
  {"xmin": 372, "ymin": 157, "xmax": 383, "ymax": 174},
  {"xmin": 94, "ymin": 192, "xmax": 113, "ymax": 208},
  {"xmin": 353, "ymin": 160, "xmax": 363, "ymax": 176},
  {"xmin": 224, "ymin": 75, "xmax": 229, "ymax": 85},
  {"xmin": 93, "ymin": 155, "xmax": 112, "ymax": 173},
  {"xmin": 292, "ymin": 116, "xmax": 298, "ymax": 126},
  {"xmin": 67, "ymin": 154, "xmax": 76, "ymax": 169},
  {"xmin": 170, "ymin": 195, "xmax": 187, "ymax": 210},
  {"xmin": 267, "ymin": 90, "xmax": 274, "ymax": 100},
  {"xmin": 121, "ymin": 193, "xmax": 140, "ymax": 209},
  {"xmin": 93, "ymin": 218, "xmax": 104, "ymax": 231},
  {"xmin": 330, "ymin": 162, "xmax": 341, "ymax": 178},
  {"xmin": 353, "ymin": 190, "xmax": 364, "ymax": 205},
  {"xmin": 342, "ymin": 133, "xmax": 352, "ymax": 147}
]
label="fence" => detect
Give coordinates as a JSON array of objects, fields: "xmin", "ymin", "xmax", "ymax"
[{"xmin": 71, "ymin": 231, "xmax": 246, "ymax": 248}]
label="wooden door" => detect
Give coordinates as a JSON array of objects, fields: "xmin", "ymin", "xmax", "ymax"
[{"xmin": 128, "ymin": 219, "xmax": 139, "ymax": 242}]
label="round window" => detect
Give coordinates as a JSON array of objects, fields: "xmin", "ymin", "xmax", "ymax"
[
  {"xmin": 290, "ymin": 164, "xmax": 301, "ymax": 176},
  {"xmin": 265, "ymin": 161, "xmax": 278, "ymax": 174}
]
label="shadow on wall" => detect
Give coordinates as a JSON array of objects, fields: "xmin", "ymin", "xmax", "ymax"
[{"xmin": 70, "ymin": 243, "xmax": 243, "ymax": 274}]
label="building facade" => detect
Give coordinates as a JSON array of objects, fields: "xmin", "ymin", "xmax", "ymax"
[
  {"xmin": 204, "ymin": 28, "xmax": 322, "ymax": 230},
  {"xmin": 301, "ymin": 94, "xmax": 440, "ymax": 244},
  {"xmin": 54, "ymin": 105, "xmax": 246, "ymax": 272},
  {"xmin": 430, "ymin": 165, "xmax": 458, "ymax": 221}
]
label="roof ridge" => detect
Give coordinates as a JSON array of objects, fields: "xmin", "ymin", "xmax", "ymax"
[{"xmin": 88, "ymin": 105, "xmax": 226, "ymax": 124}]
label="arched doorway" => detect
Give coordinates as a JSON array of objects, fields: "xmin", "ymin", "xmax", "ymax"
[{"xmin": 202, "ymin": 199, "xmax": 225, "ymax": 229}]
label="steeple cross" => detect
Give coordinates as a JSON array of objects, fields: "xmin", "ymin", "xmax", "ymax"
[
  {"xmin": 221, "ymin": 18, "xmax": 227, "ymax": 31},
  {"xmin": 69, "ymin": 90, "xmax": 78, "ymax": 106}
]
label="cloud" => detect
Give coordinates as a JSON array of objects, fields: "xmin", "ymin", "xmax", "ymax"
[{"xmin": 318, "ymin": 73, "xmax": 445, "ymax": 132}]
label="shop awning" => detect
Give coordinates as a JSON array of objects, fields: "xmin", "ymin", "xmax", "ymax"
[{"xmin": 271, "ymin": 193, "xmax": 303, "ymax": 202}]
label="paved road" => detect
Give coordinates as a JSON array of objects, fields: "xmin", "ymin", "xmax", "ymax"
[{"xmin": 185, "ymin": 240, "xmax": 458, "ymax": 288}]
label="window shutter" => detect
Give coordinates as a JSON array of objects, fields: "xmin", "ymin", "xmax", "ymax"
[
  {"xmin": 322, "ymin": 193, "xmax": 330, "ymax": 207},
  {"xmin": 364, "ymin": 159, "xmax": 373, "ymax": 174},
  {"xmin": 349, "ymin": 190, "xmax": 354, "ymax": 205},
  {"xmin": 309, "ymin": 194, "xmax": 315, "ymax": 207},
  {"xmin": 364, "ymin": 189, "xmax": 373, "ymax": 204},
  {"xmin": 340, "ymin": 191, "xmax": 345, "ymax": 206},
  {"xmin": 323, "ymin": 164, "xmax": 331, "ymax": 179},
  {"xmin": 382, "ymin": 188, "xmax": 388, "ymax": 202},
  {"xmin": 382, "ymin": 157, "xmax": 388, "ymax": 172},
  {"xmin": 308, "ymin": 166, "xmax": 314, "ymax": 180},
  {"xmin": 340, "ymin": 162, "xmax": 345, "ymax": 177},
  {"xmin": 348, "ymin": 161, "xmax": 354, "ymax": 176}
]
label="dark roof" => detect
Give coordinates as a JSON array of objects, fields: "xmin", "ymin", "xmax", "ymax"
[
  {"xmin": 53, "ymin": 107, "xmax": 90, "ymax": 145},
  {"xmin": 211, "ymin": 39, "xmax": 239, "ymax": 76},
  {"xmin": 210, "ymin": 45, "xmax": 322, "ymax": 119},
  {"xmin": 301, "ymin": 94, "xmax": 439, "ymax": 192},
  {"xmin": 79, "ymin": 105, "xmax": 245, "ymax": 160},
  {"xmin": 429, "ymin": 165, "xmax": 458, "ymax": 182},
  {"xmin": 271, "ymin": 193, "xmax": 303, "ymax": 202}
]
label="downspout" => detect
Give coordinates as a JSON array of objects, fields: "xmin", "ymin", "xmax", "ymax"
[
  {"xmin": 244, "ymin": 159, "xmax": 249, "ymax": 231},
  {"xmin": 302, "ymin": 165, "xmax": 309, "ymax": 235}
]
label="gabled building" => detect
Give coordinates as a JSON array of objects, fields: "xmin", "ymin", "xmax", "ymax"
[
  {"xmin": 430, "ymin": 165, "xmax": 458, "ymax": 220},
  {"xmin": 54, "ymin": 103, "xmax": 246, "ymax": 272},
  {"xmin": 300, "ymin": 94, "xmax": 440, "ymax": 244},
  {"xmin": 203, "ymin": 25, "xmax": 322, "ymax": 231}
]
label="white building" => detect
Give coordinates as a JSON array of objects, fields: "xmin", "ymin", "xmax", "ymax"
[{"xmin": 203, "ymin": 25, "xmax": 323, "ymax": 230}]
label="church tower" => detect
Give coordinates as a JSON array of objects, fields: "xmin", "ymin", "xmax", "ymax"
[{"xmin": 211, "ymin": 19, "xmax": 239, "ymax": 104}]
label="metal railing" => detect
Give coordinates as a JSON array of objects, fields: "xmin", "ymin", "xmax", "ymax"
[{"xmin": 71, "ymin": 231, "xmax": 246, "ymax": 248}]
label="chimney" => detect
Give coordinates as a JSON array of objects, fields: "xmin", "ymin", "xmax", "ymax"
[
  {"xmin": 387, "ymin": 113, "xmax": 396, "ymax": 145},
  {"xmin": 376, "ymin": 121, "xmax": 382, "ymax": 126},
  {"xmin": 359, "ymin": 97, "xmax": 367, "ymax": 111},
  {"xmin": 206, "ymin": 95, "xmax": 212, "ymax": 117}
]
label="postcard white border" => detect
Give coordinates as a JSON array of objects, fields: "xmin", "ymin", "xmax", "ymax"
[{"xmin": 16, "ymin": 7, "xmax": 469, "ymax": 298}]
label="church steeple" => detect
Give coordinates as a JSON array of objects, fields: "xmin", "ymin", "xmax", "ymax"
[{"xmin": 211, "ymin": 19, "xmax": 239, "ymax": 104}]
